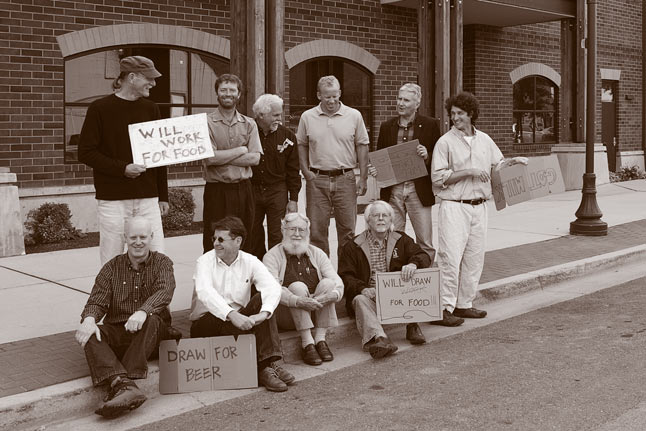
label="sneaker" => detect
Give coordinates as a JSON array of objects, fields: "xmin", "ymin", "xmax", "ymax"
[
  {"xmin": 430, "ymin": 310, "xmax": 464, "ymax": 327},
  {"xmin": 270, "ymin": 362, "xmax": 295, "ymax": 385},
  {"xmin": 453, "ymin": 307, "xmax": 487, "ymax": 319},
  {"xmin": 258, "ymin": 366, "xmax": 288, "ymax": 392},
  {"xmin": 95, "ymin": 377, "xmax": 147, "ymax": 418}
]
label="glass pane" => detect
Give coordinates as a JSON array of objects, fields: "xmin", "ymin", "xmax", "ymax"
[
  {"xmin": 535, "ymin": 77, "xmax": 555, "ymax": 110},
  {"xmin": 65, "ymin": 106, "xmax": 87, "ymax": 161},
  {"xmin": 169, "ymin": 50, "xmax": 187, "ymax": 104},
  {"xmin": 191, "ymin": 53, "xmax": 228, "ymax": 105},
  {"xmin": 513, "ymin": 79, "xmax": 534, "ymax": 111},
  {"xmin": 521, "ymin": 112, "xmax": 535, "ymax": 143},
  {"xmin": 341, "ymin": 62, "xmax": 370, "ymax": 108},
  {"xmin": 601, "ymin": 81, "xmax": 614, "ymax": 102},
  {"xmin": 535, "ymin": 112, "xmax": 555, "ymax": 142},
  {"xmin": 65, "ymin": 50, "xmax": 118, "ymax": 103}
]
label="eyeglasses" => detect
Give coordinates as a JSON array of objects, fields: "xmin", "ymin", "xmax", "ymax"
[
  {"xmin": 213, "ymin": 236, "xmax": 234, "ymax": 243},
  {"xmin": 369, "ymin": 212, "xmax": 391, "ymax": 220},
  {"xmin": 285, "ymin": 227, "xmax": 307, "ymax": 234}
]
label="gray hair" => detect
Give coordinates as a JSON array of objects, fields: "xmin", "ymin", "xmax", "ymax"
[
  {"xmin": 252, "ymin": 93, "xmax": 284, "ymax": 117},
  {"xmin": 363, "ymin": 200, "xmax": 395, "ymax": 232},
  {"xmin": 281, "ymin": 212, "xmax": 311, "ymax": 230},
  {"xmin": 317, "ymin": 75, "xmax": 340, "ymax": 92},
  {"xmin": 399, "ymin": 83, "xmax": 422, "ymax": 104}
]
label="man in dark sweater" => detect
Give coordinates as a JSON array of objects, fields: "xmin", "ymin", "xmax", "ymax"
[
  {"xmin": 79, "ymin": 56, "xmax": 169, "ymax": 265},
  {"xmin": 249, "ymin": 94, "xmax": 301, "ymax": 259}
]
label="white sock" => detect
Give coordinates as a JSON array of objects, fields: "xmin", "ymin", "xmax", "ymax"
[
  {"xmin": 313, "ymin": 327, "xmax": 327, "ymax": 344},
  {"xmin": 299, "ymin": 329, "xmax": 314, "ymax": 347}
]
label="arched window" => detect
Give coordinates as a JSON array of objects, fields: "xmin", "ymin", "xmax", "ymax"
[
  {"xmin": 64, "ymin": 46, "xmax": 228, "ymax": 163},
  {"xmin": 289, "ymin": 57, "xmax": 373, "ymax": 141},
  {"xmin": 512, "ymin": 76, "xmax": 558, "ymax": 144}
]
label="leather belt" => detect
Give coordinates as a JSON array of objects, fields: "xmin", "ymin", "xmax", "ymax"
[
  {"xmin": 449, "ymin": 198, "xmax": 486, "ymax": 205},
  {"xmin": 310, "ymin": 167, "xmax": 354, "ymax": 176}
]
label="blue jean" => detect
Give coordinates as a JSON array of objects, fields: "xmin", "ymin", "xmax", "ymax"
[
  {"xmin": 84, "ymin": 314, "xmax": 168, "ymax": 386},
  {"xmin": 306, "ymin": 171, "xmax": 357, "ymax": 256},
  {"xmin": 249, "ymin": 183, "xmax": 288, "ymax": 259},
  {"xmin": 388, "ymin": 181, "xmax": 434, "ymax": 258}
]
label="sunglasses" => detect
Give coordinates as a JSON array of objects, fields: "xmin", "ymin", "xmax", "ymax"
[{"xmin": 213, "ymin": 236, "xmax": 234, "ymax": 243}]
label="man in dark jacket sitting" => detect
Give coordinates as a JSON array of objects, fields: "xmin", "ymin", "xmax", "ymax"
[{"xmin": 339, "ymin": 200, "xmax": 433, "ymax": 359}]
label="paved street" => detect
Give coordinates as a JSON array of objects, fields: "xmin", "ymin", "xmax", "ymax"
[{"xmin": 133, "ymin": 277, "xmax": 646, "ymax": 431}]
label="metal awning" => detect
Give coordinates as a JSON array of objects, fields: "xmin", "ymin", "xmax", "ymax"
[{"xmin": 380, "ymin": 0, "xmax": 576, "ymax": 26}]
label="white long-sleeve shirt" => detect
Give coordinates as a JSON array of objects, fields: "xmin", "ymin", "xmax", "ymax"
[{"xmin": 189, "ymin": 250, "xmax": 281, "ymax": 321}]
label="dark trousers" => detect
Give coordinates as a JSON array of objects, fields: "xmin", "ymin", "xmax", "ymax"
[
  {"xmin": 249, "ymin": 183, "xmax": 288, "ymax": 259},
  {"xmin": 202, "ymin": 179, "xmax": 255, "ymax": 253},
  {"xmin": 84, "ymin": 314, "xmax": 168, "ymax": 386},
  {"xmin": 190, "ymin": 293, "xmax": 282, "ymax": 368}
]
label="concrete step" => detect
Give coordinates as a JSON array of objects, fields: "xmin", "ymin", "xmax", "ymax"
[{"xmin": 2, "ymin": 244, "xmax": 645, "ymax": 431}]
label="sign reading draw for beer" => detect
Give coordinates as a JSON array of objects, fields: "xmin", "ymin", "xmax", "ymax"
[
  {"xmin": 128, "ymin": 113, "xmax": 214, "ymax": 168},
  {"xmin": 375, "ymin": 268, "xmax": 442, "ymax": 324},
  {"xmin": 491, "ymin": 154, "xmax": 565, "ymax": 210},
  {"xmin": 369, "ymin": 139, "xmax": 428, "ymax": 188}
]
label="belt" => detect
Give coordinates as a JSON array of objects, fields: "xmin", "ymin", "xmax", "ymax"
[
  {"xmin": 310, "ymin": 167, "xmax": 354, "ymax": 176},
  {"xmin": 449, "ymin": 198, "xmax": 486, "ymax": 205}
]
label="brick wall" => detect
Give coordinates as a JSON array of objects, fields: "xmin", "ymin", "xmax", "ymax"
[
  {"xmin": 464, "ymin": 21, "xmax": 561, "ymax": 158},
  {"xmin": 598, "ymin": 0, "xmax": 643, "ymax": 153},
  {"xmin": 0, "ymin": 0, "xmax": 230, "ymax": 189}
]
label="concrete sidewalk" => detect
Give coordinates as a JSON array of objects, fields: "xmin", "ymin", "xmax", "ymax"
[{"xmin": 0, "ymin": 180, "xmax": 645, "ymax": 428}]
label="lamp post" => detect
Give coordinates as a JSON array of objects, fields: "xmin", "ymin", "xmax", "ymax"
[{"xmin": 570, "ymin": 0, "xmax": 607, "ymax": 236}]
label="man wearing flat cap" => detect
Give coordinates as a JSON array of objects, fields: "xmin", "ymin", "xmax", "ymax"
[{"xmin": 79, "ymin": 55, "xmax": 170, "ymax": 265}]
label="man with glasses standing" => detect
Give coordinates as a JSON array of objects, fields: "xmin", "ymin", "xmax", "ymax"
[
  {"xmin": 79, "ymin": 56, "xmax": 169, "ymax": 265},
  {"xmin": 263, "ymin": 213, "xmax": 344, "ymax": 366},
  {"xmin": 189, "ymin": 216, "xmax": 295, "ymax": 393}
]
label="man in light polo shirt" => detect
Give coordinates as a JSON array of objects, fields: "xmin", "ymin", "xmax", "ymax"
[
  {"xmin": 202, "ymin": 74, "xmax": 262, "ymax": 253},
  {"xmin": 296, "ymin": 75, "xmax": 370, "ymax": 257}
]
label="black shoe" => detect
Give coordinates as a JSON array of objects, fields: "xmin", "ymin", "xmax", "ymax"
[
  {"xmin": 315, "ymin": 340, "xmax": 334, "ymax": 361},
  {"xmin": 95, "ymin": 377, "xmax": 147, "ymax": 419},
  {"xmin": 406, "ymin": 323, "xmax": 426, "ymax": 345},
  {"xmin": 302, "ymin": 343, "xmax": 322, "ymax": 366},
  {"xmin": 164, "ymin": 326, "xmax": 183, "ymax": 341},
  {"xmin": 367, "ymin": 336, "xmax": 398, "ymax": 359},
  {"xmin": 430, "ymin": 310, "xmax": 464, "ymax": 327},
  {"xmin": 270, "ymin": 362, "xmax": 295, "ymax": 385},
  {"xmin": 258, "ymin": 366, "xmax": 288, "ymax": 392},
  {"xmin": 453, "ymin": 307, "xmax": 487, "ymax": 319}
]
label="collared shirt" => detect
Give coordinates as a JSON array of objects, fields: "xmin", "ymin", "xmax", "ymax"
[
  {"xmin": 251, "ymin": 124, "xmax": 301, "ymax": 201},
  {"xmin": 80, "ymin": 251, "xmax": 176, "ymax": 325},
  {"xmin": 283, "ymin": 253, "xmax": 320, "ymax": 294},
  {"xmin": 203, "ymin": 109, "xmax": 263, "ymax": 183},
  {"xmin": 296, "ymin": 102, "xmax": 370, "ymax": 170},
  {"xmin": 190, "ymin": 250, "xmax": 281, "ymax": 321},
  {"xmin": 366, "ymin": 230, "xmax": 388, "ymax": 289},
  {"xmin": 396, "ymin": 116, "xmax": 415, "ymax": 190},
  {"xmin": 431, "ymin": 126, "xmax": 504, "ymax": 201}
]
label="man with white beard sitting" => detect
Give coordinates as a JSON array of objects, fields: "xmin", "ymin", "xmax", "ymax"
[{"xmin": 263, "ymin": 213, "xmax": 344, "ymax": 366}]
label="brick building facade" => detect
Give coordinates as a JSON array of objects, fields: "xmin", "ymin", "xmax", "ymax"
[{"xmin": 0, "ymin": 0, "xmax": 643, "ymax": 230}]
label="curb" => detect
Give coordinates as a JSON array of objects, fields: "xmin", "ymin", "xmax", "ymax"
[{"xmin": 2, "ymin": 245, "xmax": 646, "ymax": 431}]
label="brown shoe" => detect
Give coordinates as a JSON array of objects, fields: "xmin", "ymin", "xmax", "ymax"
[
  {"xmin": 302, "ymin": 343, "xmax": 322, "ymax": 366},
  {"xmin": 164, "ymin": 326, "xmax": 183, "ymax": 341},
  {"xmin": 406, "ymin": 323, "xmax": 426, "ymax": 345},
  {"xmin": 258, "ymin": 366, "xmax": 288, "ymax": 392},
  {"xmin": 367, "ymin": 336, "xmax": 398, "ymax": 359},
  {"xmin": 95, "ymin": 377, "xmax": 147, "ymax": 419},
  {"xmin": 430, "ymin": 310, "xmax": 464, "ymax": 327},
  {"xmin": 315, "ymin": 340, "xmax": 334, "ymax": 361},
  {"xmin": 453, "ymin": 307, "xmax": 487, "ymax": 319},
  {"xmin": 270, "ymin": 361, "xmax": 295, "ymax": 385}
]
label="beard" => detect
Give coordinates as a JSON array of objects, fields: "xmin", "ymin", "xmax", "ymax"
[{"xmin": 282, "ymin": 237, "xmax": 309, "ymax": 256}]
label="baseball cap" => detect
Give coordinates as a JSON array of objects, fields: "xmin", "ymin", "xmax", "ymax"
[{"xmin": 119, "ymin": 56, "xmax": 162, "ymax": 79}]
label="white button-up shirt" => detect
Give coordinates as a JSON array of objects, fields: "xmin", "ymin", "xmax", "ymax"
[
  {"xmin": 431, "ymin": 126, "xmax": 503, "ymax": 200},
  {"xmin": 189, "ymin": 250, "xmax": 281, "ymax": 321}
]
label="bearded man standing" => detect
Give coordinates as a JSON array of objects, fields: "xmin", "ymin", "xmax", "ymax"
[{"xmin": 263, "ymin": 213, "xmax": 344, "ymax": 366}]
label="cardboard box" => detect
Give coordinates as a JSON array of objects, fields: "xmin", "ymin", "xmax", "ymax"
[
  {"xmin": 376, "ymin": 268, "xmax": 442, "ymax": 324},
  {"xmin": 158, "ymin": 334, "xmax": 257, "ymax": 394}
]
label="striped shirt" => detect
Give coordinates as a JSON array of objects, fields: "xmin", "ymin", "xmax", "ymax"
[
  {"xmin": 366, "ymin": 230, "xmax": 388, "ymax": 289},
  {"xmin": 80, "ymin": 251, "xmax": 176, "ymax": 325}
]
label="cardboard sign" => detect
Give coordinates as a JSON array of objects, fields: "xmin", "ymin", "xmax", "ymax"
[
  {"xmin": 369, "ymin": 139, "xmax": 428, "ymax": 188},
  {"xmin": 158, "ymin": 334, "xmax": 257, "ymax": 394},
  {"xmin": 492, "ymin": 155, "xmax": 565, "ymax": 209},
  {"xmin": 129, "ymin": 113, "xmax": 214, "ymax": 168},
  {"xmin": 375, "ymin": 268, "xmax": 442, "ymax": 324}
]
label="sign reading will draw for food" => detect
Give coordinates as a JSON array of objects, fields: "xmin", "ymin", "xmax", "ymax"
[
  {"xmin": 128, "ymin": 113, "xmax": 214, "ymax": 168},
  {"xmin": 375, "ymin": 268, "xmax": 442, "ymax": 324}
]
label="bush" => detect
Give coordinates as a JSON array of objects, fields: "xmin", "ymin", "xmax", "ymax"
[
  {"xmin": 24, "ymin": 202, "xmax": 82, "ymax": 245},
  {"xmin": 610, "ymin": 165, "xmax": 646, "ymax": 183},
  {"xmin": 162, "ymin": 188, "xmax": 196, "ymax": 230}
]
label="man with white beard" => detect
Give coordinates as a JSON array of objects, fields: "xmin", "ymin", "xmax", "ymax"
[{"xmin": 263, "ymin": 213, "xmax": 344, "ymax": 366}]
